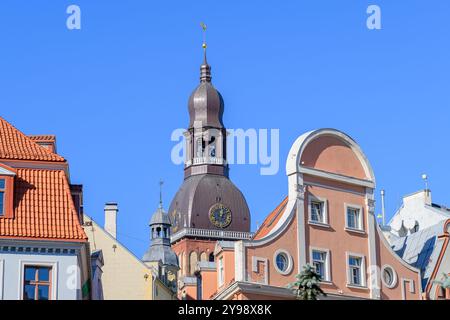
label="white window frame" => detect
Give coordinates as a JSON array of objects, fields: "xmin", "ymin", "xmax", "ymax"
[
  {"xmin": 309, "ymin": 247, "xmax": 331, "ymax": 283},
  {"xmin": 344, "ymin": 203, "xmax": 364, "ymax": 233},
  {"xmin": 218, "ymin": 257, "xmax": 224, "ymax": 287},
  {"xmin": 273, "ymin": 249, "xmax": 293, "ymax": 275},
  {"xmin": 18, "ymin": 261, "xmax": 58, "ymax": 300},
  {"xmin": 346, "ymin": 252, "xmax": 366, "ymax": 288},
  {"xmin": 308, "ymin": 195, "xmax": 329, "ymax": 227},
  {"xmin": 381, "ymin": 264, "xmax": 397, "ymax": 289}
]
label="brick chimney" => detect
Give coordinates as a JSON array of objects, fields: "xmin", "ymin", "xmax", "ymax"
[{"xmin": 104, "ymin": 203, "xmax": 118, "ymax": 239}]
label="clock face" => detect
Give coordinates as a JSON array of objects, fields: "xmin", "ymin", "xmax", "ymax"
[{"xmin": 209, "ymin": 203, "xmax": 232, "ymax": 229}]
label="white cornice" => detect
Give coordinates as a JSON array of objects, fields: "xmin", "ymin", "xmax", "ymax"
[{"xmin": 299, "ymin": 166, "xmax": 374, "ymax": 188}]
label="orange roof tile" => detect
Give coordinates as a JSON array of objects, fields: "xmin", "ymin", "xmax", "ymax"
[
  {"xmin": 253, "ymin": 197, "xmax": 288, "ymax": 240},
  {"xmin": 0, "ymin": 168, "xmax": 87, "ymax": 241},
  {"xmin": 0, "ymin": 117, "xmax": 65, "ymax": 162}
]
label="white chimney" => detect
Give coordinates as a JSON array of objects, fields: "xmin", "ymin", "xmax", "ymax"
[{"xmin": 104, "ymin": 203, "xmax": 118, "ymax": 239}]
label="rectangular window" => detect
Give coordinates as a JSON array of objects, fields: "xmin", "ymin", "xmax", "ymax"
[
  {"xmin": 312, "ymin": 250, "xmax": 328, "ymax": 281},
  {"xmin": 0, "ymin": 178, "xmax": 5, "ymax": 216},
  {"xmin": 23, "ymin": 266, "xmax": 52, "ymax": 300},
  {"xmin": 346, "ymin": 207, "xmax": 361, "ymax": 230},
  {"xmin": 348, "ymin": 256, "xmax": 362, "ymax": 286},
  {"xmin": 310, "ymin": 201, "xmax": 324, "ymax": 223},
  {"xmin": 218, "ymin": 257, "xmax": 224, "ymax": 287}
]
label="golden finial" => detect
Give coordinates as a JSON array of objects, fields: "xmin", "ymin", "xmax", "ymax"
[{"xmin": 200, "ymin": 22, "xmax": 207, "ymax": 50}]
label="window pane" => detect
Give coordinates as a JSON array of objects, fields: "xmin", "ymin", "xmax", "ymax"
[
  {"xmin": 23, "ymin": 284, "xmax": 36, "ymax": 300},
  {"xmin": 0, "ymin": 191, "xmax": 4, "ymax": 215},
  {"xmin": 38, "ymin": 267, "xmax": 50, "ymax": 282},
  {"xmin": 276, "ymin": 254, "xmax": 287, "ymax": 271},
  {"xmin": 349, "ymin": 257, "xmax": 361, "ymax": 267},
  {"xmin": 311, "ymin": 202, "xmax": 323, "ymax": 222},
  {"xmin": 0, "ymin": 179, "xmax": 5, "ymax": 189},
  {"xmin": 37, "ymin": 285, "xmax": 49, "ymax": 300},
  {"xmin": 314, "ymin": 261, "xmax": 324, "ymax": 278},
  {"xmin": 24, "ymin": 267, "xmax": 37, "ymax": 281},
  {"xmin": 352, "ymin": 268, "xmax": 361, "ymax": 285}
]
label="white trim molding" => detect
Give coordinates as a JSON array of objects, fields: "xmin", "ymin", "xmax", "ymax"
[
  {"xmin": 299, "ymin": 166, "xmax": 374, "ymax": 189},
  {"xmin": 344, "ymin": 203, "xmax": 365, "ymax": 233},
  {"xmin": 18, "ymin": 260, "xmax": 58, "ymax": 300},
  {"xmin": 346, "ymin": 252, "xmax": 367, "ymax": 289},
  {"xmin": 273, "ymin": 249, "xmax": 294, "ymax": 275},
  {"xmin": 251, "ymin": 256, "xmax": 269, "ymax": 285},
  {"xmin": 309, "ymin": 247, "xmax": 332, "ymax": 283},
  {"xmin": 381, "ymin": 264, "xmax": 398, "ymax": 289},
  {"xmin": 401, "ymin": 278, "xmax": 415, "ymax": 300},
  {"xmin": 286, "ymin": 129, "xmax": 376, "ymax": 186}
]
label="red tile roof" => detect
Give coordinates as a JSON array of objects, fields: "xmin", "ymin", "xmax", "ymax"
[
  {"xmin": 0, "ymin": 168, "xmax": 87, "ymax": 241},
  {"xmin": 0, "ymin": 117, "xmax": 65, "ymax": 162},
  {"xmin": 253, "ymin": 197, "xmax": 288, "ymax": 240}
]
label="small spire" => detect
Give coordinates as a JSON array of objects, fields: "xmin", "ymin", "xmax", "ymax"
[
  {"xmin": 159, "ymin": 179, "xmax": 164, "ymax": 209},
  {"xmin": 200, "ymin": 22, "xmax": 211, "ymax": 83}
]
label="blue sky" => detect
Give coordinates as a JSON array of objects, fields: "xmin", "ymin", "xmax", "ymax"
[{"xmin": 0, "ymin": 1, "xmax": 449, "ymax": 257}]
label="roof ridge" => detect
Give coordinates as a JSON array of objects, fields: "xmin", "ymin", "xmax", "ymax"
[{"xmin": 0, "ymin": 116, "xmax": 65, "ymax": 162}]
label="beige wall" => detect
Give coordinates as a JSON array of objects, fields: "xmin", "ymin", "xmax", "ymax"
[{"xmin": 83, "ymin": 215, "xmax": 154, "ymax": 300}]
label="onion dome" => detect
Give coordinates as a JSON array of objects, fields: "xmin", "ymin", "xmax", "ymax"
[{"xmin": 188, "ymin": 49, "xmax": 224, "ymax": 129}]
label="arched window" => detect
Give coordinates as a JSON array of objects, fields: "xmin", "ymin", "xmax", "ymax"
[
  {"xmin": 196, "ymin": 139, "xmax": 203, "ymax": 158},
  {"xmin": 189, "ymin": 251, "xmax": 198, "ymax": 275},
  {"xmin": 200, "ymin": 252, "xmax": 207, "ymax": 262},
  {"xmin": 209, "ymin": 253, "xmax": 215, "ymax": 262}
]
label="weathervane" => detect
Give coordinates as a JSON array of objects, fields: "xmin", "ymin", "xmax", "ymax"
[
  {"xmin": 200, "ymin": 22, "xmax": 207, "ymax": 49},
  {"xmin": 200, "ymin": 22, "xmax": 208, "ymax": 62}
]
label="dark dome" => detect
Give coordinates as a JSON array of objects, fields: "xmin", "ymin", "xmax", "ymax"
[
  {"xmin": 150, "ymin": 207, "xmax": 171, "ymax": 226},
  {"xmin": 188, "ymin": 63, "xmax": 224, "ymax": 129},
  {"xmin": 168, "ymin": 174, "xmax": 250, "ymax": 233}
]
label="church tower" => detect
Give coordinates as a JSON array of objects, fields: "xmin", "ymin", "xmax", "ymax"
[
  {"xmin": 169, "ymin": 31, "xmax": 252, "ymax": 298},
  {"xmin": 143, "ymin": 184, "xmax": 179, "ymax": 294}
]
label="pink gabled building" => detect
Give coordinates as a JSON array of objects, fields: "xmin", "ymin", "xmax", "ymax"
[{"xmin": 195, "ymin": 129, "xmax": 424, "ymax": 300}]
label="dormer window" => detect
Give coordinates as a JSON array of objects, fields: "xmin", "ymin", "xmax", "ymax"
[
  {"xmin": 0, "ymin": 179, "xmax": 6, "ymax": 216},
  {"xmin": 0, "ymin": 163, "xmax": 16, "ymax": 219}
]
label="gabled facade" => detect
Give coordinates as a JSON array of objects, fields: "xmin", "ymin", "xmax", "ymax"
[
  {"xmin": 0, "ymin": 117, "xmax": 90, "ymax": 300},
  {"xmin": 193, "ymin": 129, "xmax": 424, "ymax": 300}
]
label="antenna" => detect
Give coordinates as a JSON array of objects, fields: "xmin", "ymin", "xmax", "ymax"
[{"xmin": 159, "ymin": 179, "xmax": 164, "ymax": 209}]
